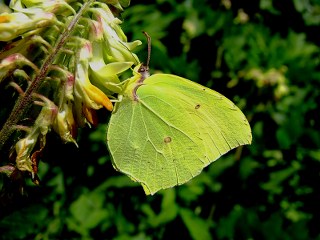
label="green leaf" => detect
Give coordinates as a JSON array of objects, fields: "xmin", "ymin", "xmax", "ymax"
[
  {"xmin": 180, "ymin": 208, "xmax": 212, "ymax": 240},
  {"xmin": 0, "ymin": 205, "xmax": 49, "ymax": 239},
  {"xmin": 261, "ymin": 163, "xmax": 300, "ymax": 194},
  {"xmin": 141, "ymin": 189, "xmax": 178, "ymax": 227},
  {"xmin": 67, "ymin": 191, "xmax": 109, "ymax": 236}
]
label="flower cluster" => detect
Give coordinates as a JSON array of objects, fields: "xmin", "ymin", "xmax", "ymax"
[{"xmin": 0, "ymin": 0, "xmax": 141, "ymax": 184}]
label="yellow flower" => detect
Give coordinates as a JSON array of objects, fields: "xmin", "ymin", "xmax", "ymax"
[{"xmin": 75, "ymin": 41, "xmax": 113, "ymax": 111}]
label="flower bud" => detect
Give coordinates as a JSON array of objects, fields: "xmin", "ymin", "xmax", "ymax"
[
  {"xmin": 90, "ymin": 7, "xmax": 141, "ymax": 63},
  {"xmin": 0, "ymin": 11, "xmax": 55, "ymax": 41},
  {"xmin": 15, "ymin": 97, "xmax": 57, "ymax": 173},
  {"xmin": 53, "ymin": 102, "xmax": 78, "ymax": 145},
  {"xmin": 0, "ymin": 53, "xmax": 38, "ymax": 82},
  {"xmin": 14, "ymin": 0, "xmax": 76, "ymax": 15},
  {"xmin": 87, "ymin": 7, "xmax": 141, "ymax": 93}
]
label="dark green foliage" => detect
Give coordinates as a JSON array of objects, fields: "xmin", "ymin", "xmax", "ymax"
[{"xmin": 1, "ymin": 0, "xmax": 320, "ymax": 239}]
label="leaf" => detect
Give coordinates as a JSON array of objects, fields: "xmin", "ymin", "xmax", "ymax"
[
  {"xmin": 261, "ymin": 163, "xmax": 300, "ymax": 194},
  {"xmin": 0, "ymin": 205, "xmax": 49, "ymax": 239},
  {"xmin": 141, "ymin": 189, "xmax": 178, "ymax": 227},
  {"xmin": 67, "ymin": 191, "xmax": 109, "ymax": 236},
  {"xmin": 107, "ymin": 65, "xmax": 252, "ymax": 195},
  {"xmin": 179, "ymin": 208, "xmax": 212, "ymax": 240}
]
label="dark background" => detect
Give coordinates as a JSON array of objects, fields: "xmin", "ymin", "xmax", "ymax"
[{"xmin": 1, "ymin": 0, "xmax": 320, "ymax": 239}]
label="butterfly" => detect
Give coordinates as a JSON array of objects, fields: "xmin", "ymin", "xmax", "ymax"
[{"xmin": 106, "ymin": 32, "xmax": 252, "ymax": 195}]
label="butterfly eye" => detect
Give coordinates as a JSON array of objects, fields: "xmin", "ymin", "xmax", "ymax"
[{"xmin": 138, "ymin": 65, "xmax": 149, "ymax": 74}]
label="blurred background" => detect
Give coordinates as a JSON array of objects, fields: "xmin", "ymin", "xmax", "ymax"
[{"xmin": 1, "ymin": 0, "xmax": 320, "ymax": 239}]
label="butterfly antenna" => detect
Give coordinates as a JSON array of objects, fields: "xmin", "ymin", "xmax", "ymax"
[{"xmin": 142, "ymin": 31, "xmax": 151, "ymax": 68}]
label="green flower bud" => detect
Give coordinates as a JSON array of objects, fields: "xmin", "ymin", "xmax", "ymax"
[
  {"xmin": 89, "ymin": 33, "xmax": 137, "ymax": 93},
  {"xmin": 90, "ymin": 7, "xmax": 141, "ymax": 63},
  {"xmin": 87, "ymin": 7, "xmax": 141, "ymax": 93},
  {"xmin": 90, "ymin": 61, "xmax": 134, "ymax": 94}
]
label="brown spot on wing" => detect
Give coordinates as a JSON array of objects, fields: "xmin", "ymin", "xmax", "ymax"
[{"xmin": 164, "ymin": 136, "xmax": 172, "ymax": 143}]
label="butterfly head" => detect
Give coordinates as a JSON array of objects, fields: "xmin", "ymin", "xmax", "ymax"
[{"xmin": 138, "ymin": 63, "xmax": 150, "ymax": 80}]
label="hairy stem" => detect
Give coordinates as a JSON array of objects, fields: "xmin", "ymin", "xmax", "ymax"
[{"xmin": 0, "ymin": 0, "xmax": 94, "ymax": 150}]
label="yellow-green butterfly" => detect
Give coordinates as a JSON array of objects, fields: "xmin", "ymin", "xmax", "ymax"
[{"xmin": 107, "ymin": 32, "xmax": 252, "ymax": 195}]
